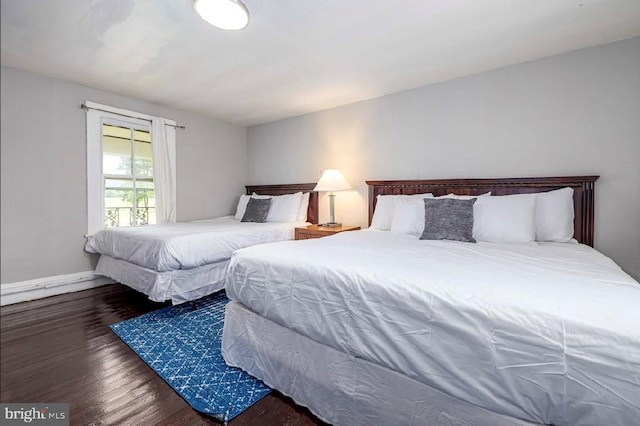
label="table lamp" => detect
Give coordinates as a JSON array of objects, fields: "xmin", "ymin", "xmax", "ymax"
[{"xmin": 313, "ymin": 169, "xmax": 351, "ymax": 227}]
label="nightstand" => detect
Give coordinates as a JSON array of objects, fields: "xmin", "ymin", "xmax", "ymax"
[{"xmin": 294, "ymin": 224, "xmax": 361, "ymax": 240}]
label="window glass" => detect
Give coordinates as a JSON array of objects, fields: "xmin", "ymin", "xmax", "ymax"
[
  {"xmin": 134, "ymin": 138, "xmax": 153, "ymax": 177},
  {"xmin": 101, "ymin": 123, "xmax": 155, "ymax": 228},
  {"xmin": 103, "ymin": 133, "xmax": 131, "ymax": 176},
  {"xmin": 105, "ymin": 179, "xmax": 133, "ymax": 228}
]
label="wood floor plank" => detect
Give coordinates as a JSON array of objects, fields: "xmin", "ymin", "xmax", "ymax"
[{"xmin": 1, "ymin": 284, "xmax": 328, "ymax": 425}]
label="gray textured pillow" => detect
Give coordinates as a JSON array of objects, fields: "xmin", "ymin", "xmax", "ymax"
[
  {"xmin": 241, "ymin": 198, "xmax": 271, "ymax": 223},
  {"xmin": 420, "ymin": 198, "xmax": 477, "ymax": 243}
]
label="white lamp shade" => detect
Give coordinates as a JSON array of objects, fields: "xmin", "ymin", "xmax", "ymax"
[
  {"xmin": 313, "ymin": 169, "xmax": 351, "ymax": 192},
  {"xmin": 194, "ymin": 0, "xmax": 249, "ymax": 30}
]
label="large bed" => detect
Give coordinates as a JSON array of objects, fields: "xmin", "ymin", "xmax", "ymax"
[
  {"xmin": 221, "ymin": 176, "xmax": 640, "ymax": 426},
  {"xmin": 86, "ymin": 183, "xmax": 318, "ymax": 304}
]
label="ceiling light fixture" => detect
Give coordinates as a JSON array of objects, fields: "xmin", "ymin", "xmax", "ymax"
[{"xmin": 194, "ymin": 0, "xmax": 249, "ymax": 31}]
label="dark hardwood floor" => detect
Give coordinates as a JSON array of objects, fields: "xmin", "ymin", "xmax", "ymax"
[{"xmin": 1, "ymin": 284, "xmax": 328, "ymax": 425}]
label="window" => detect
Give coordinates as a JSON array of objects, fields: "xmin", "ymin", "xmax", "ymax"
[
  {"xmin": 103, "ymin": 122, "xmax": 155, "ymax": 227},
  {"xmin": 86, "ymin": 101, "xmax": 176, "ymax": 235}
]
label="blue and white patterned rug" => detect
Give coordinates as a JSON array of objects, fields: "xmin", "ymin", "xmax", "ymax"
[{"xmin": 110, "ymin": 292, "xmax": 271, "ymax": 422}]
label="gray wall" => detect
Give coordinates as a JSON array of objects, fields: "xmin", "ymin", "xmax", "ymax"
[
  {"xmin": 248, "ymin": 37, "xmax": 640, "ymax": 280},
  {"xmin": 1, "ymin": 66, "xmax": 247, "ymax": 284}
]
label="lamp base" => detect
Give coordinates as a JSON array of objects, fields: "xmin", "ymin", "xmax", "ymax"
[{"xmin": 320, "ymin": 222, "xmax": 342, "ymax": 228}]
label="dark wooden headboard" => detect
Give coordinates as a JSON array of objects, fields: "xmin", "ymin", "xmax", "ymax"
[
  {"xmin": 245, "ymin": 183, "xmax": 319, "ymax": 224},
  {"xmin": 366, "ymin": 176, "xmax": 599, "ymax": 246}
]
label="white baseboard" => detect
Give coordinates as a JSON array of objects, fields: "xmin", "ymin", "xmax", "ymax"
[{"xmin": 0, "ymin": 271, "xmax": 114, "ymax": 306}]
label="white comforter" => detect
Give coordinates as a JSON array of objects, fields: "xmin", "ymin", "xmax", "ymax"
[
  {"xmin": 85, "ymin": 216, "xmax": 302, "ymax": 272},
  {"xmin": 225, "ymin": 230, "xmax": 640, "ymax": 426}
]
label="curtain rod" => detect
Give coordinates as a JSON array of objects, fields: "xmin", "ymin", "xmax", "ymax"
[{"xmin": 80, "ymin": 104, "xmax": 186, "ymax": 129}]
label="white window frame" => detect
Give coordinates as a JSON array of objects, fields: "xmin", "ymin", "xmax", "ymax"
[{"xmin": 85, "ymin": 101, "xmax": 176, "ymax": 235}]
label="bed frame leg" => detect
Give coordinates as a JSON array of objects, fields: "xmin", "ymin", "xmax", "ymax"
[{"xmin": 190, "ymin": 301, "xmax": 197, "ymax": 311}]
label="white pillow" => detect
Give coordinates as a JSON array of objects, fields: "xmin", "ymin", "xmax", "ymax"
[
  {"xmin": 296, "ymin": 192, "xmax": 311, "ymax": 222},
  {"xmin": 266, "ymin": 192, "xmax": 303, "ymax": 222},
  {"xmin": 473, "ymin": 194, "xmax": 536, "ymax": 243},
  {"xmin": 370, "ymin": 195, "xmax": 396, "ymax": 230},
  {"xmin": 371, "ymin": 193, "xmax": 433, "ymax": 231},
  {"xmin": 235, "ymin": 193, "xmax": 271, "ymax": 220},
  {"xmin": 389, "ymin": 194, "xmax": 435, "ymax": 236},
  {"xmin": 234, "ymin": 194, "xmax": 251, "ymax": 220},
  {"xmin": 535, "ymin": 187, "xmax": 574, "ymax": 242}
]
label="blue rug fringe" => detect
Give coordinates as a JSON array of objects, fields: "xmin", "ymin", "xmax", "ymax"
[{"xmin": 110, "ymin": 291, "xmax": 271, "ymax": 422}]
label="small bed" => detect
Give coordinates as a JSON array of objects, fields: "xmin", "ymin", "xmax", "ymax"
[
  {"xmin": 221, "ymin": 176, "xmax": 640, "ymax": 426},
  {"xmin": 86, "ymin": 183, "xmax": 318, "ymax": 304}
]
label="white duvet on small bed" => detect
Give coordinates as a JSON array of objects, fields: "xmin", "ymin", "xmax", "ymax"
[
  {"xmin": 225, "ymin": 230, "xmax": 640, "ymax": 426},
  {"xmin": 85, "ymin": 216, "xmax": 303, "ymax": 272}
]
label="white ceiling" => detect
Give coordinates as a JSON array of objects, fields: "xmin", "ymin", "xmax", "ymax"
[{"xmin": 2, "ymin": 0, "xmax": 639, "ymax": 126}]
